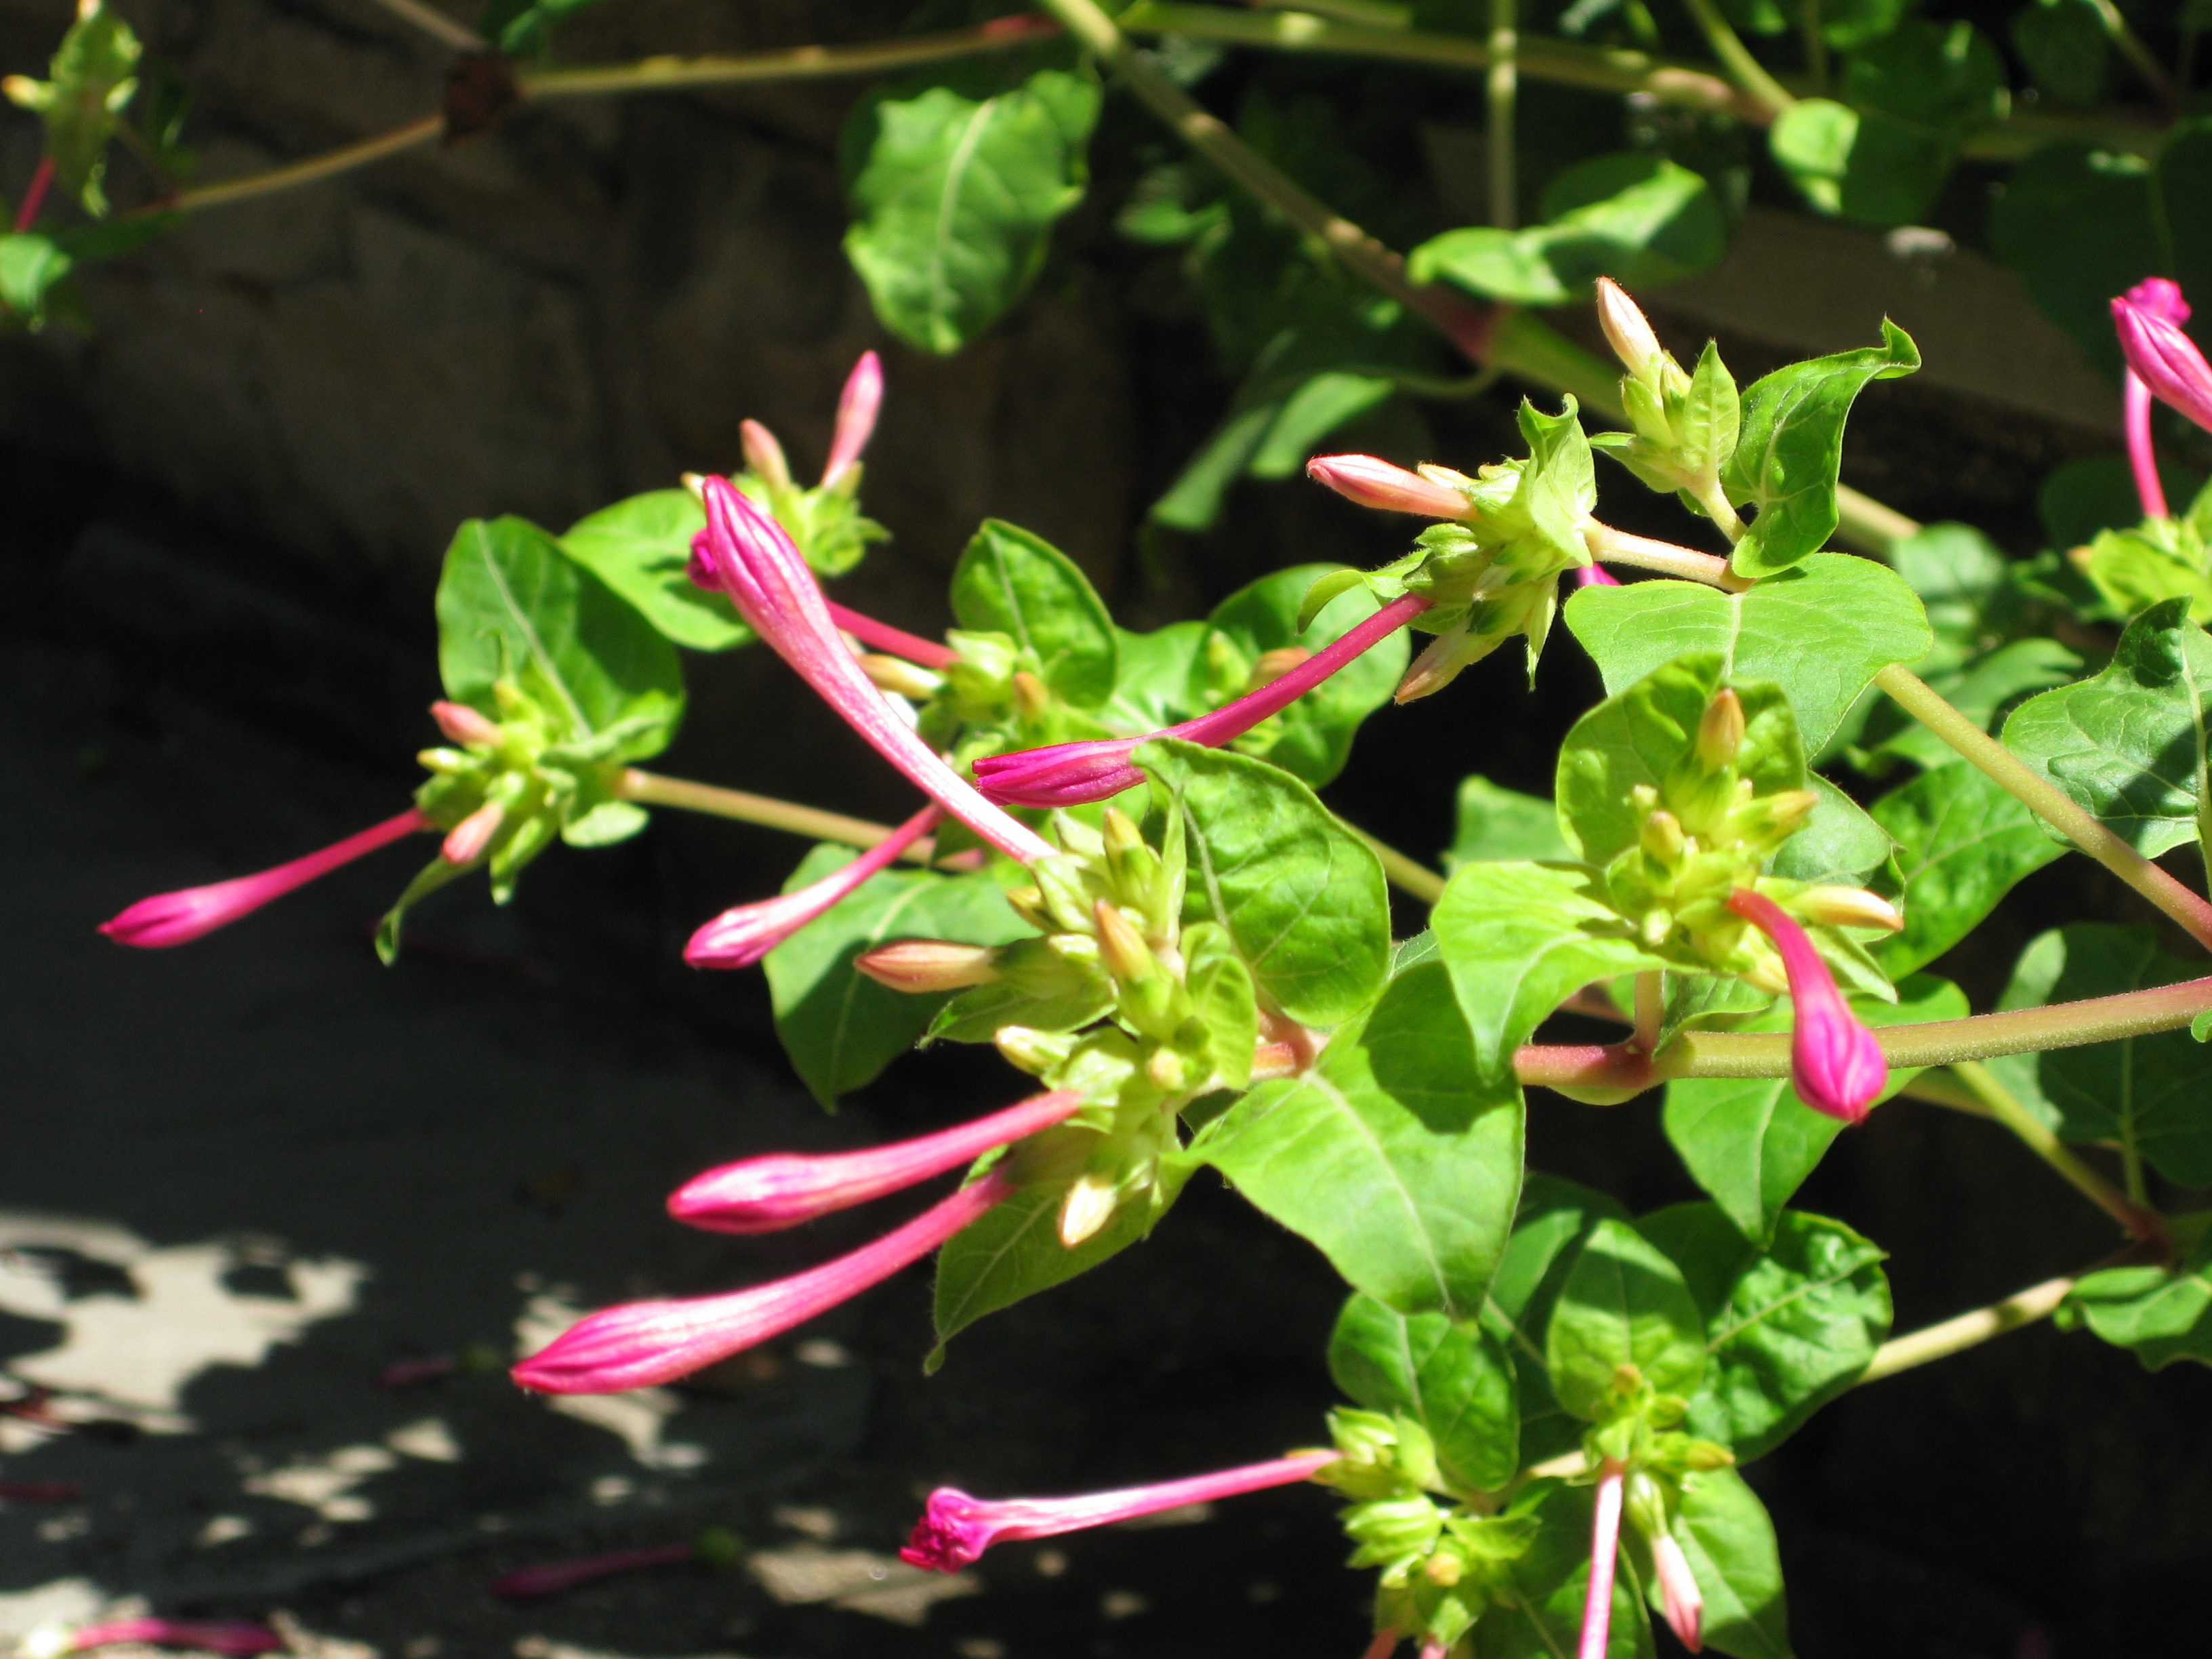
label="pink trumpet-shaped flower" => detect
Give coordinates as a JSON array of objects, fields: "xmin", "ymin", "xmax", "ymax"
[
  {"xmin": 512, "ymin": 1172, "xmax": 1011, "ymax": 1394},
  {"xmin": 973, "ymin": 594, "xmax": 1430, "ymax": 808},
  {"xmin": 100, "ymin": 809, "xmax": 430, "ymax": 949},
  {"xmin": 825, "ymin": 600, "xmax": 958, "ymax": 670},
  {"xmin": 1651, "ymin": 1532, "xmax": 1705, "ymax": 1653},
  {"xmin": 491, "ymin": 1542, "xmax": 696, "ymax": 1600},
  {"xmin": 821, "ymin": 351, "xmax": 884, "ymax": 487},
  {"xmin": 684, "ymin": 804, "xmax": 942, "ymax": 970},
  {"xmin": 1307, "ymin": 454, "xmax": 1469, "ymax": 518},
  {"xmin": 1575, "ymin": 562, "xmax": 1622, "ymax": 588},
  {"xmin": 669, "ymin": 1089, "xmax": 1082, "ymax": 1233},
  {"xmin": 2116, "ymin": 279, "xmax": 2194, "ymax": 518},
  {"xmin": 1727, "ymin": 888, "xmax": 1887, "ymax": 1124},
  {"xmin": 62, "ymin": 1620, "xmax": 284, "ymax": 1655},
  {"xmin": 689, "ymin": 478, "xmax": 1050, "ymax": 862},
  {"xmin": 2113, "ymin": 289, "xmax": 2212, "ymax": 437},
  {"xmin": 1576, "ymin": 1460, "xmax": 1626, "ymax": 1659},
  {"xmin": 900, "ymin": 1450, "xmax": 1337, "ymax": 1572}
]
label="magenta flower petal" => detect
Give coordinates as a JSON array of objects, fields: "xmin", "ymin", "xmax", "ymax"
[
  {"xmin": 490, "ymin": 1543, "xmax": 696, "ymax": 1600},
  {"xmin": 670, "ymin": 1089, "xmax": 1082, "ymax": 1233},
  {"xmin": 821, "ymin": 351, "xmax": 884, "ymax": 486},
  {"xmin": 1652, "ymin": 1532, "xmax": 1705, "ymax": 1653},
  {"xmin": 2123, "ymin": 276, "xmax": 2191, "ymax": 327},
  {"xmin": 684, "ymin": 804, "xmax": 941, "ymax": 970},
  {"xmin": 689, "ymin": 478, "xmax": 1050, "ymax": 862},
  {"xmin": 1727, "ymin": 888, "xmax": 1888, "ymax": 1124},
  {"xmin": 2112, "ymin": 295, "xmax": 2212, "ymax": 434},
  {"xmin": 67, "ymin": 1620, "xmax": 285, "ymax": 1656},
  {"xmin": 1306, "ymin": 454, "xmax": 1468, "ymax": 518},
  {"xmin": 2115, "ymin": 282, "xmax": 2193, "ymax": 519},
  {"xmin": 1575, "ymin": 562, "xmax": 1622, "ymax": 588},
  {"xmin": 1575, "ymin": 1461, "xmax": 1625, "ymax": 1659},
  {"xmin": 512, "ymin": 1172, "xmax": 1011, "ymax": 1394},
  {"xmin": 99, "ymin": 809, "xmax": 430, "ymax": 948},
  {"xmin": 899, "ymin": 1451, "xmax": 1336, "ymax": 1572}
]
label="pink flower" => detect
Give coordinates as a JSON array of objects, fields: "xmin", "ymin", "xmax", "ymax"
[
  {"xmin": 1651, "ymin": 1532, "xmax": 1705, "ymax": 1653},
  {"xmin": 490, "ymin": 1542, "xmax": 695, "ymax": 1600},
  {"xmin": 1575, "ymin": 562, "xmax": 1622, "ymax": 588},
  {"xmin": 1576, "ymin": 1460, "xmax": 1626, "ymax": 1659},
  {"xmin": 821, "ymin": 351, "xmax": 884, "ymax": 487},
  {"xmin": 511, "ymin": 1172, "xmax": 1011, "ymax": 1394},
  {"xmin": 1307, "ymin": 454, "xmax": 1469, "ymax": 518},
  {"xmin": 669, "ymin": 1089, "xmax": 1082, "ymax": 1233},
  {"xmin": 900, "ymin": 1450, "xmax": 1336, "ymax": 1572},
  {"xmin": 441, "ymin": 799, "xmax": 505, "ymax": 867},
  {"xmin": 99, "ymin": 809, "xmax": 430, "ymax": 948},
  {"xmin": 2114, "ymin": 280, "xmax": 2194, "ymax": 519},
  {"xmin": 973, "ymin": 594, "xmax": 1429, "ymax": 808},
  {"xmin": 63, "ymin": 1620, "xmax": 283, "ymax": 1656},
  {"xmin": 689, "ymin": 478, "xmax": 1050, "ymax": 863},
  {"xmin": 684, "ymin": 804, "xmax": 942, "ymax": 970},
  {"xmin": 1727, "ymin": 888, "xmax": 1888, "ymax": 1124},
  {"xmin": 2112, "ymin": 289, "xmax": 2212, "ymax": 436},
  {"xmin": 825, "ymin": 600, "xmax": 957, "ymax": 670}
]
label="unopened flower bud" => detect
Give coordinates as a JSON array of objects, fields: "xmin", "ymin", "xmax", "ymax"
[
  {"xmin": 1307, "ymin": 454, "xmax": 1469, "ymax": 518},
  {"xmin": 1681, "ymin": 1439, "xmax": 1735, "ymax": 1471},
  {"xmin": 740, "ymin": 419, "xmax": 792, "ymax": 490},
  {"xmin": 996, "ymin": 1024, "xmax": 1076, "ymax": 1077},
  {"xmin": 855, "ymin": 939, "xmax": 1002, "ymax": 993},
  {"xmin": 1250, "ymin": 647, "xmax": 1313, "ymax": 689},
  {"xmin": 1595, "ymin": 276, "xmax": 1665, "ymax": 381},
  {"xmin": 1732, "ymin": 787, "xmax": 1819, "ymax": 843},
  {"xmin": 1102, "ymin": 806, "xmax": 1145, "ymax": 859},
  {"xmin": 1728, "ymin": 888, "xmax": 1887, "ymax": 1123},
  {"xmin": 1012, "ymin": 670, "xmax": 1051, "ymax": 721},
  {"xmin": 821, "ymin": 350, "xmax": 884, "ymax": 487},
  {"xmin": 1423, "ymin": 1551, "xmax": 1464, "ymax": 1586},
  {"xmin": 1641, "ymin": 808, "xmax": 1687, "ymax": 863},
  {"xmin": 858, "ymin": 653, "xmax": 944, "ymax": 699},
  {"xmin": 1093, "ymin": 899, "xmax": 1156, "ymax": 984},
  {"xmin": 1696, "ymin": 689, "xmax": 1744, "ymax": 771},
  {"xmin": 432, "ymin": 699, "xmax": 499, "ymax": 746},
  {"xmin": 1059, "ymin": 1172, "xmax": 1121, "ymax": 1247},
  {"xmin": 442, "ymin": 800, "xmax": 506, "ymax": 867},
  {"xmin": 1793, "ymin": 886, "xmax": 1904, "ymax": 933},
  {"xmin": 1651, "ymin": 1533, "xmax": 1705, "ymax": 1652}
]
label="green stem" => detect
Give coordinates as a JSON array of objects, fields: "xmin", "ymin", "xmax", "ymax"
[
  {"xmin": 2089, "ymin": 0, "xmax": 2181, "ymax": 112},
  {"xmin": 1582, "ymin": 521, "xmax": 1748, "ymax": 588},
  {"xmin": 1875, "ymin": 663, "xmax": 2212, "ymax": 954},
  {"xmin": 1854, "ymin": 1274, "xmax": 2078, "ymax": 1384},
  {"xmin": 617, "ymin": 769, "xmax": 939, "ymax": 864},
  {"xmin": 1675, "ymin": 0, "xmax": 1797, "ymax": 117},
  {"xmin": 165, "ymin": 115, "xmax": 445, "ymax": 214},
  {"xmin": 1353, "ymin": 827, "xmax": 1449, "ymax": 905},
  {"xmin": 1799, "ymin": 0, "xmax": 1828, "ymax": 91},
  {"xmin": 367, "ymin": 0, "xmax": 485, "ymax": 50},
  {"xmin": 1487, "ymin": 0, "xmax": 1518, "ymax": 230},
  {"xmin": 1950, "ymin": 1061, "xmax": 2166, "ymax": 1245}
]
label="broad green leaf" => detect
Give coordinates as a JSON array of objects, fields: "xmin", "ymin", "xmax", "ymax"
[
  {"xmin": 1722, "ymin": 324, "xmax": 1921, "ymax": 577},
  {"xmin": 1769, "ymin": 776, "xmax": 1894, "ymax": 885},
  {"xmin": 1990, "ymin": 142, "xmax": 2160, "ymax": 377},
  {"xmin": 2078, "ymin": 516, "xmax": 2212, "ymax": 623},
  {"xmin": 1554, "ymin": 654, "xmax": 1803, "ymax": 869},
  {"xmin": 1988, "ymin": 926, "xmax": 2212, "ymax": 1186},
  {"xmin": 1481, "ymin": 1479, "xmax": 1654, "ymax": 1659},
  {"xmin": 1563, "ymin": 554, "xmax": 1933, "ymax": 752},
  {"xmin": 842, "ymin": 67, "xmax": 1100, "ymax": 354},
  {"xmin": 1434, "ymin": 861, "xmax": 1668, "ymax": 1090},
  {"xmin": 480, "ymin": 0, "xmax": 607, "ymax": 54},
  {"xmin": 1104, "ymin": 621, "xmax": 1206, "ymax": 733},
  {"xmin": 2002, "ymin": 598, "xmax": 2212, "ymax": 859},
  {"xmin": 1545, "ymin": 1217, "xmax": 1707, "ymax": 1418},
  {"xmin": 764, "ymin": 846, "xmax": 1031, "ymax": 1107},
  {"xmin": 435, "ymin": 516, "xmax": 684, "ymax": 758},
  {"xmin": 1639, "ymin": 1204, "xmax": 1891, "ymax": 1462},
  {"xmin": 0, "ymin": 232, "xmax": 72, "ymax": 327},
  {"xmin": 932, "ymin": 1160, "xmax": 1193, "ymax": 1358},
  {"xmin": 559, "ymin": 489, "xmax": 749, "ymax": 653},
  {"xmin": 1870, "ymin": 764, "xmax": 2066, "ymax": 977},
  {"xmin": 1891, "ymin": 521, "xmax": 2013, "ymax": 665},
  {"xmin": 2011, "ymin": 0, "xmax": 2112, "ymax": 108},
  {"xmin": 1199, "ymin": 563, "xmax": 1408, "ymax": 787},
  {"xmin": 1662, "ymin": 975, "xmax": 1967, "ymax": 1244},
  {"xmin": 1671, "ymin": 1468, "xmax": 1795, "ymax": 1659},
  {"xmin": 1141, "ymin": 739, "xmax": 1390, "ymax": 1025},
  {"xmin": 1202, "ymin": 964, "xmax": 1523, "ymax": 1318},
  {"xmin": 1329, "ymin": 1292, "xmax": 1519, "ymax": 1496},
  {"xmin": 2067, "ymin": 1248, "xmax": 2212, "ymax": 1370},
  {"xmin": 1409, "ymin": 152, "xmax": 1725, "ymax": 306},
  {"xmin": 7, "ymin": 0, "xmax": 140, "ymax": 218},
  {"xmin": 1768, "ymin": 99, "xmax": 1950, "ymax": 226},
  {"xmin": 1446, "ymin": 776, "xmax": 1571, "ymax": 868},
  {"xmin": 951, "ymin": 519, "xmax": 1118, "ymax": 709},
  {"xmin": 1481, "ymin": 1176, "xmax": 1632, "ymax": 1465}
]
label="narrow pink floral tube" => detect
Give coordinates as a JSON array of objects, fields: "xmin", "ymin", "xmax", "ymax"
[
  {"xmin": 1727, "ymin": 888, "xmax": 1889, "ymax": 1124},
  {"xmin": 1359, "ymin": 1633, "xmax": 1402, "ymax": 1659},
  {"xmin": 690, "ymin": 478, "xmax": 1050, "ymax": 862},
  {"xmin": 490, "ymin": 1543, "xmax": 696, "ymax": 1600},
  {"xmin": 441, "ymin": 800, "xmax": 505, "ymax": 867},
  {"xmin": 1651, "ymin": 1532, "xmax": 1705, "ymax": 1653},
  {"xmin": 1576, "ymin": 1461, "xmax": 1626, "ymax": 1659},
  {"xmin": 821, "ymin": 351, "xmax": 884, "ymax": 487},
  {"xmin": 1307, "ymin": 454, "xmax": 1469, "ymax": 518},
  {"xmin": 900, "ymin": 1450, "xmax": 1337, "ymax": 1572},
  {"xmin": 684, "ymin": 804, "xmax": 941, "ymax": 970},
  {"xmin": 2112, "ymin": 293, "xmax": 2212, "ymax": 435},
  {"xmin": 1575, "ymin": 562, "xmax": 1622, "ymax": 588},
  {"xmin": 99, "ymin": 809, "xmax": 430, "ymax": 948},
  {"xmin": 824, "ymin": 600, "xmax": 958, "ymax": 670},
  {"xmin": 2118, "ymin": 279, "xmax": 2193, "ymax": 518},
  {"xmin": 670, "ymin": 1090, "xmax": 1082, "ymax": 1233},
  {"xmin": 511, "ymin": 1172, "xmax": 1011, "ymax": 1394},
  {"xmin": 972, "ymin": 594, "xmax": 1429, "ymax": 808},
  {"xmin": 66, "ymin": 1620, "xmax": 284, "ymax": 1656}
]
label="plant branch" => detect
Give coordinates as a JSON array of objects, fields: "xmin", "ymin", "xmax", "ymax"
[
  {"xmin": 1874, "ymin": 664, "xmax": 2212, "ymax": 953},
  {"xmin": 1582, "ymin": 522, "xmax": 1749, "ymax": 588},
  {"xmin": 164, "ymin": 115, "xmax": 445, "ymax": 214},
  {"xmin": 617, "ymin": 769, "xmax": 939, "ymax": 864},
  {"xmin": 1677, "ymin": 0, "xmax": 1797, "ymax": 117},
  {"xmin": 1950, "ymin": 1061, "xmax": 2166, "ymax": 1246},
  {"xmin": 364, "ymin": 0, "xmax": 486, "ymax": 52},
  {"xmin": 520, "ymin": 16, "xmax": 1060, "ymax": 97},
  {"xmin": 1351, "ymin": 827, "xmax": 1449, "ymax": 905},
  {"xmin": 1856, "ymin": 1275, "xmax": 2077, "ymax": 1383},
  {"xmin": 2089, "ymin": 0, "xmax": 2181, "ymax": 112}
]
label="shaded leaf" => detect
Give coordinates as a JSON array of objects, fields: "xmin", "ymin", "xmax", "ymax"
[
  {"xmin": 1870, "ymin": 764, "xmax": 2066, "ymax": 977},
  {"xmin": 1330, "ymin": 1292, "xmax": 1519, "ymax": 1496},
  {"xmin": 1545, "ymin": 1217, "xmax": 1706, "ymax": 1418}
]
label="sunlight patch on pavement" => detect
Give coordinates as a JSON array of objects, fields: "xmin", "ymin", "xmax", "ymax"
[{"xmin": 746, "ymin": 1544, "xmax": 979, "ymax": 1626}]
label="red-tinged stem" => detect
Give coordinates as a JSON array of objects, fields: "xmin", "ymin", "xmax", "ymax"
[
  {"xmin": 1577, "ymin": 1461, "xmax": 1626, "ymax": 1659},
  {"xmin": 14, "ymin": 156, "xmax": 53, "ymax": 234},
  {"xmin": 1515, "ymin": 1042, "xmax": 1656, "ymax": 1095},
  {"xmin": 1176, "ymin": 594, "xmax": 1431, "ymax": 745},
  {"xmin": 825, "ymin": 600, "xmax": 958, "ymax": 669}
]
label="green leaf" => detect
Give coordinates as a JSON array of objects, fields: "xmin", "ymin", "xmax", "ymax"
[
  {"xmin": 435, "ymin": 516, "xmax": 684, "ymax": 758},
  {"xmin": 1868, "ymin": 764, "xmax": 2066, "ymax": 977},
  {"xmin": 1435, "ymin": 861, "xmax": 1668, "ymax": 1090},
  {"xmin": 1544, "ymin": 1217, "xmax": 1707, "ymax": 1418},
  {"xmin": 1483, "ymin": 1479, "xmax": 1655, "ymax": 1659},
  {"xmin": 558, "ymin": 489, "xmax": 750, "ymax": 653},
  {"xmin": 1662, "ymin": 975, "xmax": 1967, "ymax": 1245},
  {"xmin": 1769, "ymin": 776, "xmax": 1895, "ymax": 885},
  {"xmin": 480, "ymin": 0, "xmax": 607, "ymax": 55},
  {"xmin": 1104, "ymin": 621, "xmax": 1206, "ymax": 733},
  {"xmin": 1202, "ymin": 964, "xmax": 1523, "ymax": 1318},
  {"xmin": 2002, "ymin": 598, "xmax": 2212, "ymax": 859},
  {"xmin": 1671, "ymin": 1468, "xmax": 1795, "ymax": 1659},
  {"xmin": 2011, "ymin": 0, "xmax": 2111, "ymax": 108},
  {"xmin": 1721, "ymin": 325, "xmax": 1922, "ymax": 577},
  {"xmin": 12, "ymin": 0, "xmax": 140, "ymax": 218},
  {"xmin": 1141, "ymin": 739, "xmax": 1391, "ymax": 1026},
  {"xmin": 951, "ymin": 519, "xmax": 1118, "ymax": 709},
  {"xmin": 1409, "ymin": 152, "xmax": 1725, "ymax": 306},
  {"xmin": 1639, "ymin": 1204, "xmax": 1891, "ymax": 1463},
  {"xmin": 0, "ymin": 232, "xmax": 72, "ymax": 327},
  {"xmin": 764, "ymin": 846, "xmax": 1031, "ymax": 1107},
  {"xmin": 932, "ymin": 1160, "xmax": 1194, "ymax": 1357},
  {"xmin": 1987, "ymin": 926, "xmax": 2212, "ymax": 1187},
  {"xmin": 1990, "ymin": 142, "xmax": 2160, "ymax": 377},
  {"xmin": 2068, "ymin": 1249, "xmax": 2212, "ymax": 1370},
  {"xmin": 1197, "ymin": 563, "xmax": 1408, "ymax": 787},
  {"xmin": 1329, "ymin": 1292, "xmax": 1519, "ymax": 1496},
  {"xmin": 1563, "ymin": 554, "xmax": 1933, "ymax": 752},
  {"xmin": 842, "ymin": 67, "xmax": 1100, "ymax": 354},
  {"xmin": 1446, "ymin": 775, "xmax": 1572, "ymax": 868},
  {"xmin": 1482, "ymin": 1176, "xmax": 1633, "ymax": 1465}
]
